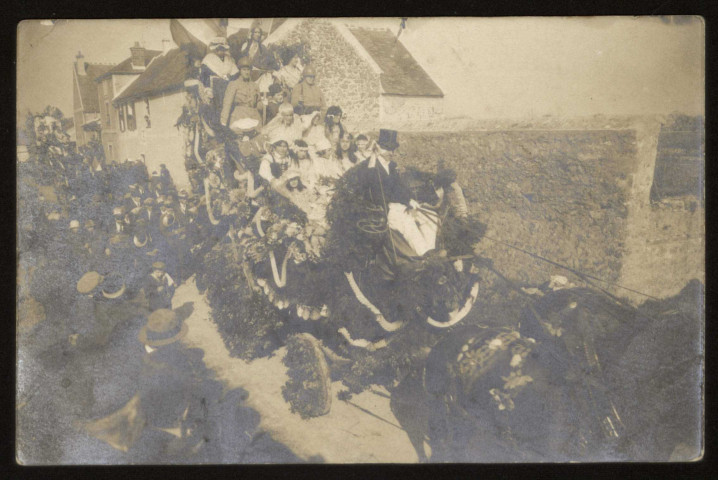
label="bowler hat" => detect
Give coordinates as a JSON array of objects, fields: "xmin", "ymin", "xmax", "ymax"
[
  {"xmin": 137, "ymin": 309, "xmax": 188, "ymax": 347},
  {"xmin": 377, "ymin": 129, "xmax": 399, "ymax": 151}
]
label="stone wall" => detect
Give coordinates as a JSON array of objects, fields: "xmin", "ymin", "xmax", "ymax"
[
  {"xmin": 396, "ymin": 129, "xmax": 641, "ymax": 287},
  {"xmin": 379, "ymin": 95, "xmax": 444, "ymax": 129},
  {"xmin": 282, "ymin": 19, "xmax": 381, "ymax": 131}
]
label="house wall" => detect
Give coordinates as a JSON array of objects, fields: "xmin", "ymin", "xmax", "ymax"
[
  {"xmin": 379, "ymin": 95, "xmax": 444, "ymax": 128},
  {"xmin": 281, "ymin": 19, "xmax": 382, "ymax": 131},
  {"xmin": 72, "ymin": 71, "xmax": 88, "ymax": 147},
  {"xmin": 114, "ymin": 91, "xmax": 190, "ymax": 189},
  {"xmin": 99, "ymin": 77, "xmax": 121, "ymax": 162}
]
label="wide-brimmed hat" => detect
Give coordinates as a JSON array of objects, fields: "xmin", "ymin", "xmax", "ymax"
[
  {"xmin": 112, "ymin": 206, "xmax": 125, "ymax": 217},
  {"xmin": 137, "ymin": 309, "xmax": 188, "ymax": 347},
  {"xmin": 84, "ymin": 219, "xmax": 95, "ymax": 228},
  {"xmin": 208, "ymin": 36, "xmax": 229, "ymax": 51},
  {"xmin": 101, "ymin": 272, "xmax": 126, "ymax": 299},
  {"xmin": 152, "ymin": 261, "xmax": 166, "ymax": 271},
  {"xmin": 377, "ymin": 129, "xmax": 399, "ymax": 151},
  {"xmin": 77, "ymin": 271, "xmax": 103, "ymax": 294},
  {"xmin": 230, "ymin": 117, "xmax": 260, "ymax": 134},
  {"xmin": 69, "ymin": 219, "xmax": 80, "ymax": 229}
]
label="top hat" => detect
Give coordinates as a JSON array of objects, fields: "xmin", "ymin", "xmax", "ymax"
[
  {"xmin": 137, "ymin": 309, "xmax": 188, "ymax": 347},
  {"xmin": 377, "ymin": 129, "xmax": 399, "ymax": 152}
]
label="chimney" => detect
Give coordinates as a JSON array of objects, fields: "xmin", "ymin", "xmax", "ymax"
[
  {"xmin": 130, "ymin": 41, "xmax": 146, "ymax": 68},
  {"xmin": 75, "ymin": 51, "xmax": 87, "ymax": 76},
  {"xmin": 162, "ymin": 39, "xmax": 171, "ymax": 54}
]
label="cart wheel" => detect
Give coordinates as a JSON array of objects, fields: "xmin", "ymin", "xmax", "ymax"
[{"xmin": 282, "ymin": 333, "xmax": 332, "ymax": 418}]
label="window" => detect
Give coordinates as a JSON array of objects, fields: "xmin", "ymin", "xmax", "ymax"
[
  {"xmin": 144, "ymin": 98, "xmax": 151, "ymax": 128},
  {"xmin": 126, "ymin": 102, "xmax": 136, "ymax": 131},
  {"xmin": 119, "ymin": 103, "xmax": 126, "ymax": 132},
  {"xmin": 105, "ymin": 101, "xmax": 111, "ymax": 127},
  {"xmin": 104, "ymin": 79, "xmax": 110, "ymax": 98},
  {"xmin": 108, "ymin": 143, "xmax": 114, "ymax": 161}
]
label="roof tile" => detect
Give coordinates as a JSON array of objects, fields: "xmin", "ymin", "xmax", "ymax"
[
  {"xmin": 347, "ymin": 27, "xmax": 443, "ymax": 97},
  {"xmin": 76, "ymin": 63, "xmax": 113, "ymax": 113},
  {"xmin": 113, "ymin": 48, "xmax": 193, "ymax": 102}
]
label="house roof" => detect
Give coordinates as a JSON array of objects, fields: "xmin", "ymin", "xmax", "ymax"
[
  {"xmin": 113, "ymin": 48, "xmax": 193, "ymax": 103},
  {"xmin": 76, "ymin": 63, "xmax": 113, "ymax": 113},
  {"xmin": 95, "ymin": 50, "xmax": 163, "ymax": 80},
  {"xmin": 346, "ymin": 27, "xmax": 443, "ymax": 97}
]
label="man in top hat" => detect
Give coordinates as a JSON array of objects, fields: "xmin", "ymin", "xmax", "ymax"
[
  {"xmin": 360, "ymin": 129, "xmax": 440, "ymax": 261},
  {"xmin": 290, "ymin": 65, "xmax": 326, "ymax": 116},
  {"xmin": 220, "ymin": 56, "xmax": 261, "ymax": 128}
]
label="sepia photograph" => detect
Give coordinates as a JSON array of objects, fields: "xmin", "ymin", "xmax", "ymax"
[{"xmin": 16, "ymin": 17, "xmax": 705, "ymax": 464}]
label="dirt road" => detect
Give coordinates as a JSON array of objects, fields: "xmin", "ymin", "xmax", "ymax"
[{"xmin": 173, "ymin": 278, "xmax": 420, "ymax": 463}]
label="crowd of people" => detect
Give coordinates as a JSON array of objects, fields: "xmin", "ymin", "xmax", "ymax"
[{"xmin": 16, "ymin": 133, "xmax": 253, "ymax": 463}]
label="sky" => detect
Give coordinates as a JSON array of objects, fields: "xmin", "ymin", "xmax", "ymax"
[{"xmin": 17, "ymin": 17, "xmax": 704, "ymax": 126}]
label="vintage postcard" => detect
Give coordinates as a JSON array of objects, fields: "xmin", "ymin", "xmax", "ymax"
[{"xmin": 16, "ymin": 17, "xmax": 704, "ymax": 464}]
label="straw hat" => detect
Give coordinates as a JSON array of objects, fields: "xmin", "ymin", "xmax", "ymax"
[
  {"xmin": 230, "ymin": 117, "xmax": 260, "ymax": 134},
  {"xmin": 137, "ymin": 309, "xmax": 188, "ymax": 347},
  {"xmin": 77, "ymin": 271, "xmax": 103, "ymax": 294}
]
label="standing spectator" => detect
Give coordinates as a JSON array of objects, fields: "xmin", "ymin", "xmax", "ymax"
[
  {"xmin": 290, "ymin": 65, "xmax": 326, "ymax": 115},
  {"xmin": 221, "ymin": 57, "xmax": 261, "ymax": 127}
]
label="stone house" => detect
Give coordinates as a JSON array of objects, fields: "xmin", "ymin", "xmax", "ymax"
[
  {"xmin": 266, "ymin": 19, "xmax": 444, "ymax": 131},
  {"xmin": 71, "ymin": 52, "xmax": 112, "ymax": 147}
]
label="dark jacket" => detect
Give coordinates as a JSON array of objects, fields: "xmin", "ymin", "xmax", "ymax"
[{"xmin": 359, "ymin": 157, "xmax": 413, "ymax": 208}]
